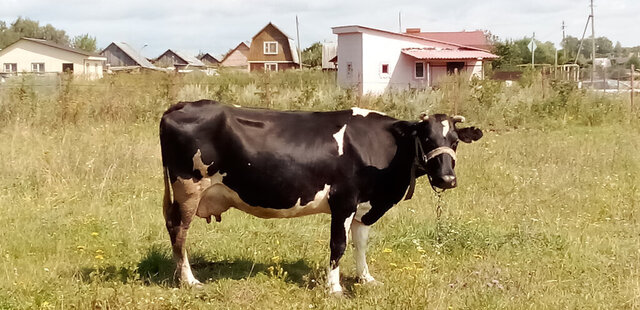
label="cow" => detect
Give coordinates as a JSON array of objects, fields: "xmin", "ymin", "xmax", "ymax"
[{"xmin": 159, "ymin": 100, "xmax": 482, "ymax": 295}]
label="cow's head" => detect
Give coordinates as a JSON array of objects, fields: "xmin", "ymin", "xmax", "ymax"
[{"xmin": 414, "ymin": 113, "xmax": 483, "ymax": 189}]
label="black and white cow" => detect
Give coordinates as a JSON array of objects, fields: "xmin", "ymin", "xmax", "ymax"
[{"xmin": 159, "ymin": 100, "xmax": 482, "ymax": 294}]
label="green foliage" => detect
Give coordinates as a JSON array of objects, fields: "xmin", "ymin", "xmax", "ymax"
[
  {"xmin": 0, "ymin": 17, "xmax": 70, "ymax": 48},
  {"xmin": 72, "ymin": 33, "xmax": 97, "ymax": 52},
  {"xmin": 302, "ymin": 42, "xmax": 322, "ymax": 68}
]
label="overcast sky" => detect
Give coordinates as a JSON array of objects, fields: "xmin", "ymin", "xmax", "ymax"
[{"xmin": 1, "ymin": 0, "xmax": 638, "ymax": 58}]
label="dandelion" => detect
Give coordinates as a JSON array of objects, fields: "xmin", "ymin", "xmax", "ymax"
[
  {"xmin": 382, "ymin": 248, "xmax": 393, "ymax": 253},
  {"xmin": 95, "ymin": 255, "xmax": 104, "ymax": 260},
  {"xmin": 91, "ymin": 232, "xmax": 99, "ymax": 237}
]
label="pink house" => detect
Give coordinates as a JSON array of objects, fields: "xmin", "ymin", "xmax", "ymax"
[{"xmin": 332, "ymin": 25, "xmax": 498, "ymax": 94}]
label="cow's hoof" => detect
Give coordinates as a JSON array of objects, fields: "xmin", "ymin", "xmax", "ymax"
[
  {"xmin": 181, "ymin": 279, "xmax": 203, "ymax": 289},
  {"xmin": 359, "ymin": 277, "xmax": 383, "ymax": 286}
]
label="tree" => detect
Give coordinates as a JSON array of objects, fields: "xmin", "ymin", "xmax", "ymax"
[
  {"xmin": 302, "ymin": 42, "xmax": 322, "ymax": 68},
  {"xmin": 0, "ymin": 17, "xmax": 69, "ymax": 49},
  {"xmin": 72, "ymin": 34, "xmax": 97, "ymax": 52},
  {"xmin": 628, "ymin": 54, "xmax": 640, "ymax": 69},
  {"xmin": 613, "ymin": 41, "xmax": 623, "ymax": 57}
]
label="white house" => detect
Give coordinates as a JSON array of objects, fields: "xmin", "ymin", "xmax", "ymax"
[
  {"xmin": 332, "ymin": 25, "xmax": 498, "ymax": 94},
  {"xmin": 0, "ymin": 37, "xmax": 106, "ymax": 79}
]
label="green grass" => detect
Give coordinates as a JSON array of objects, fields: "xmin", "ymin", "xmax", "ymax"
[{"xmin": 0, "ymin": 71, "xmax": 638, "ymax": 309}]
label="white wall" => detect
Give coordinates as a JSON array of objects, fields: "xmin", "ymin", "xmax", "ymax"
[
  {"xmin": 336, "ymin": 33, "xmax": 363, "ymax": 93},
  {"xmin": 0, "ymin": 39, "xmax": 104, "ymax": 78}
]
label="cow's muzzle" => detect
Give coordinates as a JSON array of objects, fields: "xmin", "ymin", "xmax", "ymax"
[{"xmin": 423, "ymin": 146, "xmax": 458, "ymax": 190}]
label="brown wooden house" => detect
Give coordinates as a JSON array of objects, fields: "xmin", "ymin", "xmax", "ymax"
[
  {"xmin": 248, "ymin": 22, "xmax": 300, "ymax": 72},
  {"xmin": 220, "ymin": 42, "xmax": 250, "ymax": 70},
  {"xmin": 153, "ymin": 49, "xmax": 206, "ymax": 71},
  {"xmin": 198, "ymin": 53, "xmax": 220, "ymax": 66}
]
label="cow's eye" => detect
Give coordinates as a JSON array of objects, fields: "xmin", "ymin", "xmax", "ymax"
[{"xmin": 452, "ymin": 141, "xmax": 459, "ymax": 149}]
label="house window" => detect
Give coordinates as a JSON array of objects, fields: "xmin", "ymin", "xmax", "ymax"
[
  {"xmin": 3, "ymin": 63, "xmax": 17, "ymax": 73},
  {"xmin": 31, "ymin": 63, "xmax": 45, "ymax": 73},
  {"xmin": 447, "ymin": 62, "xmax": 465, "ymax": 74},
  {"xmin": 264, "ymin": 63, "xmax": 278, "ymax": 71},
  {"xmin": 381, "ymin": 63, "xmax": 389, "ymax": 74},
  {"xmin": 415, "ymin": 62, "xmax": 425, "ymax": 79},
  {"xmin": 264, "ymin": 41, "xmax": 278, "ymax": 55}
]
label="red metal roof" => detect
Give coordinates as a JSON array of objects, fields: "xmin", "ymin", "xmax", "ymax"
[{"xmin": 402, "ymin": 48, "xmax": 498, "ymax": 60}]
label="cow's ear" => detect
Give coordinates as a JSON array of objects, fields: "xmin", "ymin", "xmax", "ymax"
[
  {"xmin": 390, "ymin": 121, "xmax": 416, "ymax": 138},
  {"xmin": 457, "ymin": 126, "xmax": 483, "ymax": 143}
]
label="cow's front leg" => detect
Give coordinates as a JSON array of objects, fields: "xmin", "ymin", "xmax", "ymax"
[
  {"xmin": 328, "ymin": 210, "xmax": 355, "ymax": 295},
  {"xmin": 351, "ymin": 219, "xmax": 381, "ymax": 285}
]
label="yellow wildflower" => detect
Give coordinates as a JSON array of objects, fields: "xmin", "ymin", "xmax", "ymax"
[{"xmin": 382, "ymin": 248, "xmax": 393, "ymax": 253}]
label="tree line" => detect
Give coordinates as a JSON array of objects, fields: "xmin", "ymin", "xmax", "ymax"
[{"xmin": 0, "ymin": 17, "xmax": 97, "ymax": 53}]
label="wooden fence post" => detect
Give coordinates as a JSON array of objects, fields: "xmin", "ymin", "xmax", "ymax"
[{"xmin": 631, "ymin": 64, "xmax": 635, "ymax": 112}]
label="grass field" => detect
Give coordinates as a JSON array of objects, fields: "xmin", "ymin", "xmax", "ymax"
[{"xmin": 0, "ymin": 71, "xmax": 638, "ymax": 309}]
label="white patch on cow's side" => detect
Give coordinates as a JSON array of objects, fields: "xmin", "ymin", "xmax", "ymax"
[
  {"xmin": 192, "ymin": 149, "xmax": 212, "ymax": 177},
  {"xmin": 351, "ymin": 220, "xmax": 377, "ymax": 283},
  {"xmin": 441, "ymin": 120, "xmax": 450, "ymax": 138},
  {"xmin": 327, "ymin": 266, "xmax": 342, "ymax": 294},
  {"xmin": 354, "ymin": 202, "xmax": 372, "ymax": 222},
  {"xmin": 197, "ymin": 182, "xmax": 332, "ymax": 220},
  {"xmin": 351, "ymin": 107, "xmax": 386, "ymax": 117},
  {"xmin": 333, "ymin": 125, "xmax": 347, "ymax": 156}
]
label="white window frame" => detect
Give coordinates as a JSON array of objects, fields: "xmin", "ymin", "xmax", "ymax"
[
  {"xmin": 263, "ymin": 41, "xmax": 278, "ymax": 55},
  {"xmin": 3, "ymin": 63, "xmax": 17, "ymax": 73},
  {"xmin": 264, "ymin": 63, "xmax": 278, "ymax": 71},
  {"xmin": 414, "ymin": 61, "xmax": 425, "ymax": 79},
  {"xmin": 31, "ymin": 63, "xmax": 45, "ymax": 73}
]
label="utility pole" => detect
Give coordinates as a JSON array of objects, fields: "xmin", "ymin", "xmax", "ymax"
[
  {"xmin": 590, "ymin": 0, "xmax": 596, "ymax": 86},
  {"xmin": 296, "ymin": 15, "xmax": 302, "ymax": 70},
  {"xmin": 531, "ymin": 32, "xmax": 536, "ymax": 68},
  {"xmin": 398, "ymin": 11, "xmax": 402, "ymax": 33}
]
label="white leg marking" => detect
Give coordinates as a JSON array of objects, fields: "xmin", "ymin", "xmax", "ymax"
[
  {"xmin": 332, "ymin": 125, "xmax": 347, "ymax": 156},
  {"xmin": 354, "ymin": 202, "xmax": 372, "ymax": 222},
  {"xmin": 441, "ymin": 120, "xmax": 450, "ymax": 138},
  {"xmin": 351, "ymin": 107, "xmax": 386, "ymax": 117},
  {"xmin": 351, "ymin": 220, "xmax": 377, "ymax": 283},
  {"xmin": 344, "ymin": 212, "xmax": 355, "ymax": 244},
  {"xmin": 328, "ymin": 265, "xmax": 342, "ymax": 294},
  {"xmin": 180, "ymin": 250, "xmax": 201, "ymax": 286}
]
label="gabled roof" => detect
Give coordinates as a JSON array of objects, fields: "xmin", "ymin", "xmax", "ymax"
[
  {"xmin": 198, "ymin": 53, "xmax": 220, "ymax": 63},
  {"xmin": 102, "ymin": 42, "xmax": 156, "ymax": 69},
  {"xmin": 156, "ymin": 49, "xmax": 206, "ymax": 67},
  {"xmin": 408, "ymin": 31, "xmax": 491, "ymax": 51},
  {"xmin": 3, "ymin": 37, "xmax": 104, "ymax": 58},
  {"xmin": 332, "ymin": 25, "xmax": 490, "ymax": 52},
  {"xmin": 221, "ymin": 42, "xmax": 250, "ymax": 63},
  {"xmin": 252, "ymin": 22, "xmax": 293, "ymax": 40}
]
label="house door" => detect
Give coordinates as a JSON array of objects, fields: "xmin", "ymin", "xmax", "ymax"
[
  {"xmin": 446, "ymin": 62, "xmax": 465, "ymax": 74},
  {"xmin": 62, "ymin": 63, "xmax": 74, "ymax": 73}
]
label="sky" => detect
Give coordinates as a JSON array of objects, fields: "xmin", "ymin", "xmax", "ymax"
[{"xmin": 1, "ymin": 0, "xmax": 639, "ymax": 58}]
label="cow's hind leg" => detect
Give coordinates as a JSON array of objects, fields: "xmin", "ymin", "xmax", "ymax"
[{"xmin": 164, "ymin": 177, "xmax": 202, "ymax": 286}]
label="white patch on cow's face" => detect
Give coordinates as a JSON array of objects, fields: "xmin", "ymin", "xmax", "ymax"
[
  {"xmin": 441, "ymin": 120, "xmax": 450, "ymax": 138},
  {"xmin": 333, "ymin": 125, "xmax": 347, "ymax": 156},
  {"xmin": 192, "ymin": 149, "xmax": 212, "ymax": 177},
  {"xmin": 354, "ymin": 202, "xmax": 372, "ymax": 222},
  {"xmin": 351, "ymin": 107, "xmax": 386, "ymax": 117}
]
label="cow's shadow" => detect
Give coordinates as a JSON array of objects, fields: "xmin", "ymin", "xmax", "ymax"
[{"xmin": 135, "ymin": 246, "xmax": 318, "ymax": 288}]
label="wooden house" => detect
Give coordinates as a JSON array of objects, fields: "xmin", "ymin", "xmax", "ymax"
[
  {"xmin": 247, "ymin": 23, "xmax": 299, "ymax": 72},
  {"xmin": 198, "ymin": 53, "xmax": 220, "ymax": 66},
  {"xmin": 153, "ymin": 49, "xmax": 206, "ymax": 71},
  {"xmin": 220, "ymin": 42, "xmax": 250, "ymax": 70},
  {"xmin": 100, "ymin": 42, "xmax": 157, "ymax": 71}
]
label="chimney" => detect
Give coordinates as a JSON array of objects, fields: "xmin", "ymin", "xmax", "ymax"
[{"xmin": 406, "ymin": 28, "xmax": 421, "ymax": 34}]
